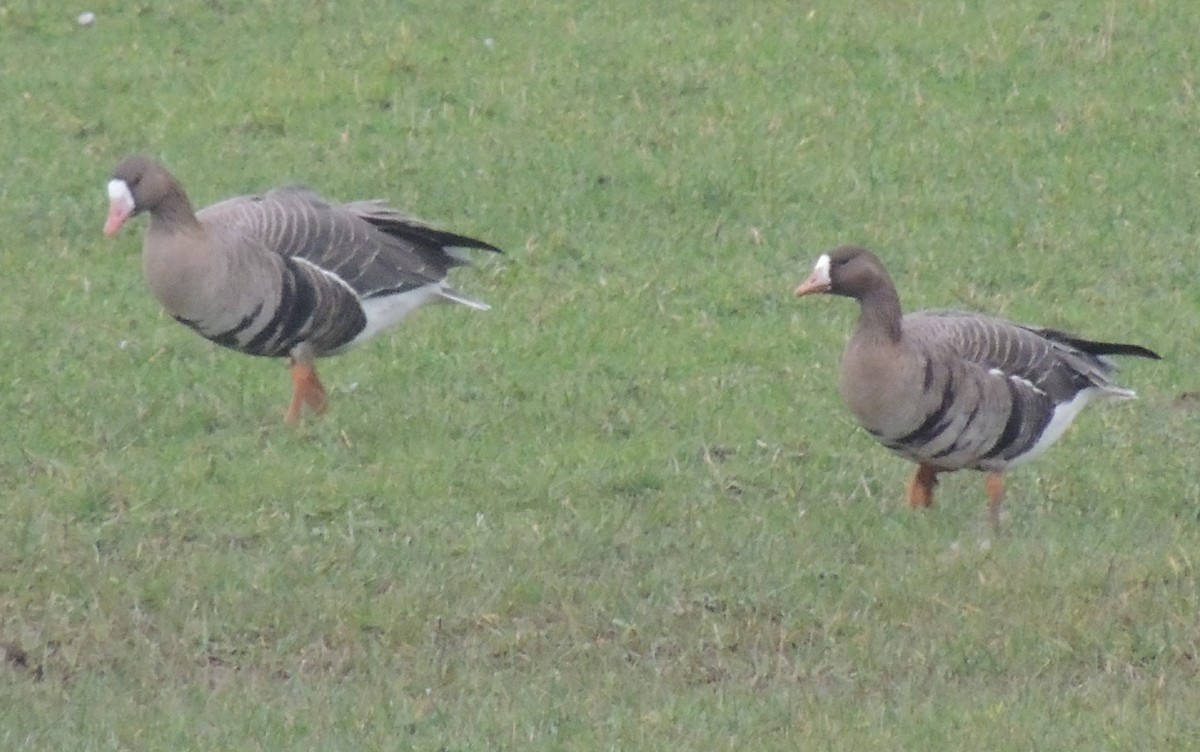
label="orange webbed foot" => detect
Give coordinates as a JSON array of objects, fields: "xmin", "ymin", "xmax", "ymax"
[
  {"xmin": 985, "ymin": 472, "xmax": 1006, "ymax": 531},
  {"xmin": 906, "ymin": 464, "xmax": 939, "ymax": 508},
  {"xmin": 285, "ymin": 357, "xmax": 328, "ymax": 424}
]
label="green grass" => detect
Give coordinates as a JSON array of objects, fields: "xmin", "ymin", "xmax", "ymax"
[{"xmin": 2, "ymin": 0, "xmax": 1199, "ymax": 748}]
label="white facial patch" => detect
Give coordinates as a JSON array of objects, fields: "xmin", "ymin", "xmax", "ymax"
[
  {"xmin": 103, "ymin": 178, "xmax": 138, "ymax": 236},
  {"xmin": 811, "ymin": 253, "xmax": 832, "ymax": 284},
  {"xmin": 108, "ymin": 179, "xmax": 134, "ymax": 208}
]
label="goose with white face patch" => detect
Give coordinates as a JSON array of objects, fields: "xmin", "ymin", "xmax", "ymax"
[
  {"xmin": 104, "ymin": 154, "xmax": 501, "ymax": 424},
  {"xmin": 795, "ymin": 246, "xmax": 1160, "ymax": 528}
]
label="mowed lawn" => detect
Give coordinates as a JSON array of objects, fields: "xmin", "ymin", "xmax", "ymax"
[{"xmin": 2, "ymin": 1, "xmax": 1198, "ymax": 748}]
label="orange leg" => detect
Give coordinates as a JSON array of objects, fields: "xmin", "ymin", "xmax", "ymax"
[
  {"xmin": 985, "ymin": 472, "xmax": 1005, "ymax": 530},
  {"xmin": 906, "ymin": 464, "xmax": 939, "ymax": 508},
  {"xmin": 285, "ymin": 357, "xmax": 328, "ymax": 424}
]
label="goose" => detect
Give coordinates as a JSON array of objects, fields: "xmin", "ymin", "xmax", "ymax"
[
  {"xmin": 794, "ymin": 246, "xmax": 1159, "ymax": 526},
  {"xmin": 104, "ymin": 154, "xmax": 501, "ymax": 423}
]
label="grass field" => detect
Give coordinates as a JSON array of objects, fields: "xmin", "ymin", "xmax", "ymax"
[{"xmin": 2, "ymin": 1, "xmax": 1199, "ymax": 748}]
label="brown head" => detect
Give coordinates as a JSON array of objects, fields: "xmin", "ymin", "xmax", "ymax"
[
  {"xmin": 793, "ymin": 246, "xmax": 895, "ymax": 300},
  {"xmin": 794, "ymin": 246, "xmax": 903, "ymax": 342},
  {"xmin": 104, "ymin": 155, "xmax": 193, "ymax": 236}
]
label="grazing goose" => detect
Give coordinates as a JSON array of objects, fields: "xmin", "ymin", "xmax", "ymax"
[
  {"xmin": 104, "ymin": 154, "xmax": 501, "ymax": 423},
  {"xmin": 795, "ymin": 246, "xmax": 1159, "ymax": 526}
]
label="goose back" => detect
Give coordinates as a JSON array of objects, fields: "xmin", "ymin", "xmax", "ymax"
[
  {"xmin": 199, "ymin": 187, "xmax": 497, "ymax": 301},
  {"xmin": 906, "ymin": 310, "xmax": 1138, "ymax": 402}
]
